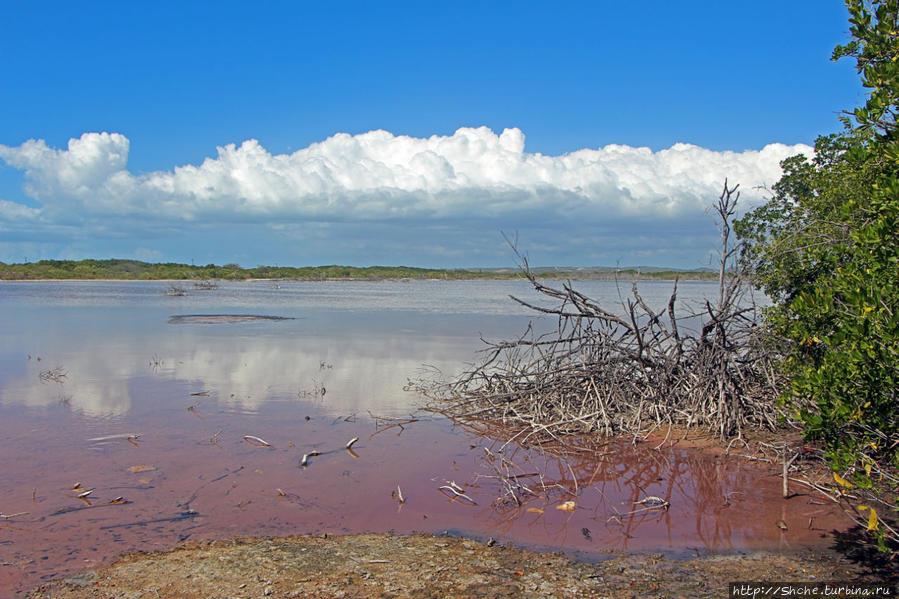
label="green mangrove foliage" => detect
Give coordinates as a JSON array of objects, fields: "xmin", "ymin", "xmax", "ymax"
[{"xmin": 736, "ymin": 0, "xmax": 898, "ymax": 549}]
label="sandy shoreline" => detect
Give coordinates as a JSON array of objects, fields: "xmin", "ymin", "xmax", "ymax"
[{"xmin": 25, "ymin": 532, "xmax": 894, "ymax": 598}]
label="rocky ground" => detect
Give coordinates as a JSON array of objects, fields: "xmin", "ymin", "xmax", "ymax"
[{"xmin": 27, "ymin": 532, "xmax": 895, "ymax": 599}]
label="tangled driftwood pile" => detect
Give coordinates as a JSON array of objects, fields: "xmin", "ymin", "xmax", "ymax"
[{"xmin": 424, "ymin": 182, "xmax": 786, "ymax": 446}]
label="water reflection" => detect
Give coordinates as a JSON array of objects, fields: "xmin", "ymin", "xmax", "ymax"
[
  {"xmin": 0, "ymin": 281, "xmax": 836, "ymax": 597},
  {"xmin": 463, "ymin": 436, "xmax": 815, "ymax": 555},
  {"xmin": 1, "ymin": 324, "xmax": 480, "ymax": 416},
  {"xmin": 0, "ymin": 278, "xmax": 732, "ymax": 417}
]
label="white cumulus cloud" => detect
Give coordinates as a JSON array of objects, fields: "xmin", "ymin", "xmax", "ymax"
[
  {"xmin": 0, "ymin": 132, "xmax": 129, "ymax": 200},
  {"xmin": 0, "ymin": 199, "xmax": 41, "ymax": 221},
  {"xmin": 0, "ymin": 127, "xmax": 811, "ymax": 225}
]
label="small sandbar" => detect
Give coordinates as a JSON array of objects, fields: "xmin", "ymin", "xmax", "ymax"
[{"xmin": 167, "ymin": 314, "xmax": 295, "ymax": 324}]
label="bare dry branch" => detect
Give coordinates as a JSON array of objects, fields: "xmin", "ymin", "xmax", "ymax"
[{"xmin": 422, "ymin": 180, "xmax": 787, "ymax": 446}]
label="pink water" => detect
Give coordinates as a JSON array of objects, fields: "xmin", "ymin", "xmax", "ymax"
[{"xmin": 0, "ymin": 281, "xmax": 847, "ymax": 596}]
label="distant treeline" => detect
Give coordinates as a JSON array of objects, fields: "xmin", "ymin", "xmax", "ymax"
[{"xmin": 0, "ymin": 259, "xmax": 718, "ymax": 281}]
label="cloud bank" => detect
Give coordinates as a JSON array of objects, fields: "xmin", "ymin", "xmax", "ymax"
[
  {"xmin": 0, "ymin": 127, "xmax": 809, "ymax": 222},
  {"xmin": 0, "ymin": 128, "xmax": 811, "ymax": 266}
]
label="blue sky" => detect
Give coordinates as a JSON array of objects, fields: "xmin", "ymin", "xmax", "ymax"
[{"xmin": 0, "ymin": 1, "xmax": 861, "ymax": 268}]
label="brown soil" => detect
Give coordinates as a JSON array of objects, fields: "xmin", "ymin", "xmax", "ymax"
[{"xmin": 27, "ymin": 532, "xmax": 892, "ymax": 599}]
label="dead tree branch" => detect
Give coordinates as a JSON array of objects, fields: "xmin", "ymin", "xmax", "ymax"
[{"xmin": 422, "ymin": 180, "xmax": 786, "ymax": 446}]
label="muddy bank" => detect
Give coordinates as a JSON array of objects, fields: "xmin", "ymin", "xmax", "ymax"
[{"xmin": 26, "ymin": 532, "xmax": 893, "ymax": 599}]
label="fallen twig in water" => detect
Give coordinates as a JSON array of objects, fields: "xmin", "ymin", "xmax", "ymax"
[
  {"xmin": 300, "ymin": 450, "xmax": 321, "ymax": 467},
  {"xmin": 99, "ymin": 509, "xmax": 197, "ymax": 529},
  {"xmin": 50, "ymin": 499, "xmax": 133, "ymax": 516},
  {"xmin": 0, "ymin": 512, "xmax": 29, "ymax": 520},
  {"xmin": 635, "ymin": 496, "xmax": 669, "ymax": 509},
  {"xmin": 369, "ymin": 411, "xmax": 419, "ymax": 437},
  {"xmin": 242, "ymin": 435, "xmax": 271, "ymax": 447},
  {"xmin": 87, "ymin": 433, "xmax": 141, "ymax": 443},
  {"xmin": 39, "ymin": 366, "xmax": 67, "ymax": 384},
  {"xmin": 620, "ymin": 496, "xmax": 670, "ymax": 516},
  {"xmin": 178, "ymin": 466, "xmax": 244, "ymax": 510},
  {"xmin": 197, "ymin": 430, "xmax": 223, "ymax": 447},
  {"xmin": 477, "ymin": 447, "xmax": 537, "ymax": 507},
  {"xmin": 438, "ymin": 482, "xmax": 477, "ymax": 505}
]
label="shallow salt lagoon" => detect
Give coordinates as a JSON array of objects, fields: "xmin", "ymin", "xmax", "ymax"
[{"xmin": 0, "ymin": 279, "xmax": 842, "ymax": 596}]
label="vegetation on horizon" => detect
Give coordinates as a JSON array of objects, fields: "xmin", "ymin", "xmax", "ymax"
[{"xmin": 0, "ymin": 258, "xmax": 718, "ymax": 282}]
